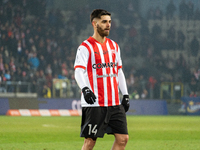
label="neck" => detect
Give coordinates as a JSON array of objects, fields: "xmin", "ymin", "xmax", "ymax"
[{"xmin": 92, "ymin": 33, "xmax": 106, "ymax": 44}]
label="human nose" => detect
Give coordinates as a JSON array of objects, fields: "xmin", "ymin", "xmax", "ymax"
[{"xmin": 107, "ymin": 22, "xmax": 111, "ymax": 27}]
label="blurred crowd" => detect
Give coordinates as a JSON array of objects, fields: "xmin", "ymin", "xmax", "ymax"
[
  {"xmin": 146, "ymin": 0, "xmax": 200, "ymax": 20},
  {"xmin": 0, "ymin": 0, "xmax": 200, "ymax": 99},
  {"xmin": 0, "ymin": 0, "xmax": 77, "ymax": 96}
]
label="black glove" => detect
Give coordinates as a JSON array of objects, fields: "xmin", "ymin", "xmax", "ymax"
[
  {"xmin": 82, "ymin": 87, "xmax": 96, "ymax": 104},
  {"xmin": 121, "ymin": 95, "xmax": 130, "ymax": 112}
]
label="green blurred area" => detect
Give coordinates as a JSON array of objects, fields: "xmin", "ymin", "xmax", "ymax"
[{"xmin": 0, "ymin": 116, "xmax": 199, "ymax": 150}]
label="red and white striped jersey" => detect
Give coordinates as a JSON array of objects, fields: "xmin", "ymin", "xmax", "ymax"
[{"xmin": 74, "ymin": 36, "xmax": 122, "ymax": 107}]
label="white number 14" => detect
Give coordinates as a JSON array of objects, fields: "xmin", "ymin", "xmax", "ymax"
[{"xmin": 88, "ymin": 124, "xmax": 97, "ymax": 135}]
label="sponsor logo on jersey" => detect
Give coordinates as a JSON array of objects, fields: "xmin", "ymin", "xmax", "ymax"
[
  {"xmin": 96, "ymin": 74, "xmax": 117, "ymax": 78},
  {"xmin": 92, "ymin": 62, "xmax": 117, "ymax": 69}
]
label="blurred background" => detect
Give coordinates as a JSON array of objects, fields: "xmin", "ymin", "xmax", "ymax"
[{"xmin": 1, "ymin": 0, "xmax": 200, "ymax": 115}]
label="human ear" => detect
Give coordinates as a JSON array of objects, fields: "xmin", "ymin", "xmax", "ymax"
[{"xmin": 92, "ymin": 21, "xmax": 97, "ymax": 28}]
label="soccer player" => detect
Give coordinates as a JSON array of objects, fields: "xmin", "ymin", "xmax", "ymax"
[{"xmin": 74, "ymin": 9, "xmax": 130, "ymax": 150}]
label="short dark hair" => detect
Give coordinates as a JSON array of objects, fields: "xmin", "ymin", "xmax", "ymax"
[{"xmin": 90, "ymin": 9, "xmax": 111, "ymax": 23}]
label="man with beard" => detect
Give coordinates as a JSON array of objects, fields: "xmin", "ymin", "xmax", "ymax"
[{"xmin": 74, "ymin": 9, "xmax": 130, "ymax": 150}]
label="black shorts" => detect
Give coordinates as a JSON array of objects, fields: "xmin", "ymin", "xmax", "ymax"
[{"xmin": 80, "ymin": 105, "xmax": 128, "ymax": 138}]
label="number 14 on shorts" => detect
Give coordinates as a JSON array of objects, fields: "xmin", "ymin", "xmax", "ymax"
[{"xmin": 88, "ymin": 124, "xmax": 98, "ymax": 135}]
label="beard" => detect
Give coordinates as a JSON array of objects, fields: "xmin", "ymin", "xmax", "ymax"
[{"xmin": 97, "ymin": 24, "xmax": 110, "ymax": 37}]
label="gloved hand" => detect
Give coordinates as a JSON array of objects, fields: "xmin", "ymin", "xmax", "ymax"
[
  {"xmin": 121, "ymin": 95, "xmax": 130, "ymax": 112},
  {"xmin": 82, "ymin": 87, "xmax": 96, "ymax": 104}
]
